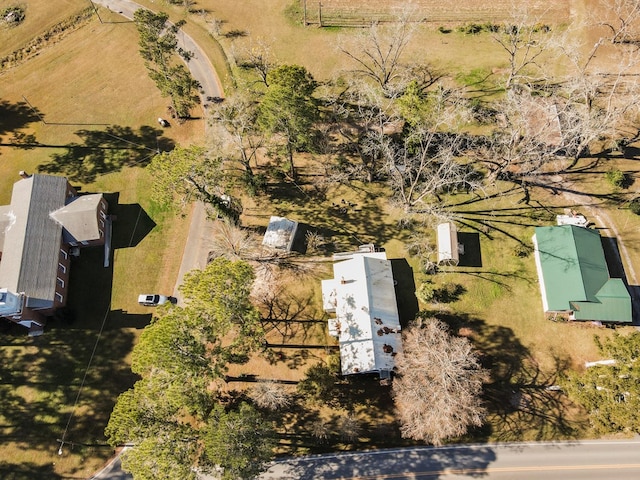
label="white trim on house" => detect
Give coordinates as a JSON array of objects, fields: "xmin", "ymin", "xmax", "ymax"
[{"xmin": 532, "ymin": 234, "xmax": 550, "ymax": 312}]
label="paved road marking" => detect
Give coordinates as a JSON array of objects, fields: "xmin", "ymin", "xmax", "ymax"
[{"xmin": 336, "ymin": 463, "xmax": 640, "ymax": 479}]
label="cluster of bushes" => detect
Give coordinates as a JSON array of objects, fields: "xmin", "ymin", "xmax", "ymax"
[
  {"xmin": 629, "ymin": 197, "xmax": 640, "ymax": 215},
  {"xmin": 417, "ymin": 281, "xmax": 466, "ymax": 304},
  {"xmin": 438, "ymin": 22, "xmax": 551, "ymax": 36},
  {"xmin": 606, "ymin": 168, "xmax": 632, "ymax": 189},
  {"xmin": 1, "ymin": 5, "xmax": 26, "ymax": 27}
]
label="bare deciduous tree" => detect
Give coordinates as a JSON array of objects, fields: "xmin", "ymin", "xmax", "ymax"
[
  {"xmin": 209, "ymin": 91, "xmax": 266, "ymax": 193},
  {"xmin": 237, "ymin": 39, "xmax": 278, "ymax": 87},
  {"xmin": 599, "ymin": 0, "xmax": 640, "ymax": 45},
  {"xmin": 383, "ymin": 89, "xmax": 483, "ymax": 213},
  {"xmin": 338, "ymin": 10, "xmax": 416, "ymax": 95},
  {"xmin": 491, "ymin": 16, "xmax": 550, "ymax": 90},
  {"xmin": 392, "ymin": 318, "xmax": 487, "ymax": 445},
  {"xmin": 329, "ymin": 80, "xmax": 400, "ymax": 183},
  {"xmin": 249, "ymin": 381, "xmax": 291, "ymax": 410}
]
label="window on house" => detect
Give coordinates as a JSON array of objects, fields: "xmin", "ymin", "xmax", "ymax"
[
  {"xmin": 55, "ymin": 292, "xmax": 64, "ymax": 302},
  {"xmin": 100, "ymin": 200, "xmax": 106, "ymax": 210},
  {"xmin": 60, "ymin": 249, "xmax": 68, "ymax": 259},
  {"xmin": 81, "ymin": 240, "xmax": 89, "ymax": 245},
  {"xmin": 57, "ymin": 277, "xmax": 65, "ymax": 288},
  {"xmin": 99, "ymin": 219, "xmax": 105, "ymax": 228},
  {"xmin": 100, "ymin": 211, "xmax": 107, "ymax": 219},
  {"xmin": 69, "ymin": 242, "xmax": 77, "ymax": 247},
  {"xmin": 58, "ymin": 263, "xmax": 66, "ymax": 274},
  {"xmin": 99, "ymin": 229, "xmax": 104, "ymax": 237}
]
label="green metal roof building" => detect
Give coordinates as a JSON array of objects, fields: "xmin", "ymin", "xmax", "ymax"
[{"xmin": 532, "ymin": 225, "xmax": 632, "ymax": 323}]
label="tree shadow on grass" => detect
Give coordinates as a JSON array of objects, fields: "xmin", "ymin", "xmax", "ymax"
[
  {"xmin": 37, "ymin": 125, "xmax": 174, "ymax": 183},
  {"xmin": 0, "ymin": 461, "xmax": 63, "ymax": 480},
  {"xmin": 0, "ymin": 99, "xmax": 43, "ymax": 138},
  {"xmin": 0, "ymin": 326, "xmax": 137, "ymax": 468},
  {"xmin": 258, "ymin": 177, "xmax": 408, "ymax": 252},
  {"xmin": 432, "ymin": 313, "xmax": 585, "ymax": 442}
]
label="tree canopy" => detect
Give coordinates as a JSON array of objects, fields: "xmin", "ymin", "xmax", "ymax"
[
  {"xmin": 565, "ymin": 332, "xmax": 640, "ymax": 435},
  {"xmin": 148, "ymin": 145, "xmax": 241, "ymax": 221},
  {"xmin": 105, "ymin": 258, "xmax": 271, "ymax": 479},
  {"xmin": 133, "ymin": 9, "xmax": 200, "ymax": 118},
  {"xmin": 392, "ymin": 318, "xmax": 487, "ymax": 445},
  {"xmin": 258, "ymin": 64, "xmax": 319, "ymax": 178}
]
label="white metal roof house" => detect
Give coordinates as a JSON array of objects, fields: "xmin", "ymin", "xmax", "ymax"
[
  {"xmin": 321, "ymin": 249, "xmax": 402, "ymax": 377},
  {"xmin": 0, "ymin": 172, "xmax": 108, "ymax": 335}
]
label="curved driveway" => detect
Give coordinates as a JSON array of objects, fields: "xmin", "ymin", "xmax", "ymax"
[{"xmin": 92, "ymin": 0, "xmax": 223, "ymax": 102}]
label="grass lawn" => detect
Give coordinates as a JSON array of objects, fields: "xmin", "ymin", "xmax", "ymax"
[{"xmin": 0, "ymin": 4, "xmax": 198, "ymax": 477}]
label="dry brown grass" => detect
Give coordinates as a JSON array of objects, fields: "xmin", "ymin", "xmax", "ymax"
[{"xmin": 0, "ymin": 0, "xmax": 87, "ymax": 57}]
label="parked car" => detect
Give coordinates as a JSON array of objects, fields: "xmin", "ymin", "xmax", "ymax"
[{"xmin": 138, "ymin": 294, "xmax": 173, "ymax": 306}]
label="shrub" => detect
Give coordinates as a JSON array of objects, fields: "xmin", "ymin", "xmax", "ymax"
[
  {"xmin": 513, "ymin": 243, "xmax": 532, "ymax": 258},
  {"xmin": 629, "ymin": 197, "xmax": 640, "ymax": 215},
  {"xmin": 605, "ymin": 168, "xmax": 628, "ymax": 189},
  {"xmin": 416, "ymin": 282, "xmax": 436, "ymax": 304},
  {"xmin": 458, "ymin": 23, "xmax": 483, "ymax": 35},
  {"xmin": 438, "ymin": 26, "xmax": 452, "ymax": 34},
  {"xmin": 1, "ymin": 6, "xmax": 26, "ymax": 27},
  {"xmin": 434, "ymin": 282, "xmax": 466, "ymax": 303}
]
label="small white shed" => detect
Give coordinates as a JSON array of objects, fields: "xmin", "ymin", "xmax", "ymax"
[{"xmin": 437, "ymin": 222, "xmax": 459, "ymax": 266}]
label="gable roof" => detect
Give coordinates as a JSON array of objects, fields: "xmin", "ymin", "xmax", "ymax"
[
  {"xmin": 51, "ymin": 194, "xmax": 103, "ymax": 243},
  {"xmin": 322, "ymin": 253, "xmax": 402, "ymax": 375},
  {"xmin": 533, "ymin": 225, "xmax": 632, "ymax": 322},
  {"xmin": 0, "ymin": 175, "xmax": 68, "ymax": 308}
]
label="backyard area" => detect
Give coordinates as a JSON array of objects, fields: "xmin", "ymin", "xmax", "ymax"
[{"xmin": 1, "ymin": 0, "xmax": 640, "ymax": 478}]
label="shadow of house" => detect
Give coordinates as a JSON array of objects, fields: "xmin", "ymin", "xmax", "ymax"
[
  {"xmin": 390, "ymin": 258, "xmax": 419, "ymax": 327},
  {"xmin": 601, "ymin": 235, "xmax": 640, "ymax": 325},
  {"xmin": 457, "ymin": 232, "xmax": 483, "ymax": 268},
  {"xmin": 108, "ymin": 201, "xmax": 156, "ymax": 249}
]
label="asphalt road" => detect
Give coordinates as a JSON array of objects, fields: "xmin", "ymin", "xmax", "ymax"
[
  {"xmin": 89, "ymin": 449, "xmax": 132, "ymax": 480},
  {"xmin": 92, "ymin": 0, "xmax": 223, "ymax": 102},
  {"xmin": 260, "ymin": 439, "xmax": 640, "ymax": 480}
]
